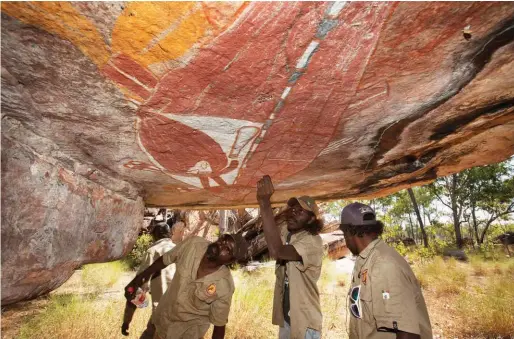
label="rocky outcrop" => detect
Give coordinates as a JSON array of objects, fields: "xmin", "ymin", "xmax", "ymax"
[
  {"xmin": 2, "ymin": 2, "xmax": 513, "ymax": 208},
  {"xmin": 1, "ymin": 2, "xmax": 514, "ymax": 303},
  {"xmin": 1, "ymin": 127, "xmax": 144, "ymax": 305}
]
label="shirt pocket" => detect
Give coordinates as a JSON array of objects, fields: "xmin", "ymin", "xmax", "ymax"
[
  {"xmin": 374, "ymin": 282, "xmax": 402, "ymax": 316},
  {"xmin": 193, "ymin": 283, "xmax": 217, "ymax": 309},
  {"xmin": 358, "ymin": 285, "xmax": 375, "ymax": 324}
]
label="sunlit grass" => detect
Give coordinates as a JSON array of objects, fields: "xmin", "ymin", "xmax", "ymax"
[
  {"xmin": 457, "ymin": 273, "xmax": 514, "ymax": 337},
  {"xmin": 415, "ymin": 257, "xmax": 467, "ymax": 296},
  {"xmin": 17, "ymin": 261, "xmax": 147, "ymax": 339},
  {"xmin": 13, "ymin": 255, "xmax": 514, "ymax": 339},
  {"xmin": 18, "ymin": 294, "xmax": 151, "ymax": 339},
  {"xmin": 82, "ymin": 260, "xmax": 129, "ymax": 292}
]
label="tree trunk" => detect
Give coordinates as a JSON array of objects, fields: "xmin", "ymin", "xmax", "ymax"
[
  {"xmin": 450, "ymin": 174, "xmax": 464, "ymax": 248},
  {"xmin": 426, "ymin": 208, "xmax": 434, "ymax": 226},
  {"xmin": 407, "ymin": 213, "xmax": 415, "ymax": 241},
  {"xmin": 407, "ymin": 188, "xmax": 429, "ymax": 247},
  {"xmin": 471, "ymin": 205, "xmax": 480, "ymax": 245},
  {"xmin": 466, "ymin": 221, "xmax": 475, "ymax": 249},
  {"xmin": 479, "ymin": 220, "xmax": 494, "ymax": 244}
]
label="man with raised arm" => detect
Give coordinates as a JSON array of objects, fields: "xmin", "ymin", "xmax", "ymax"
[{"xmin": 257, "ymin": 175, "xmax": 324, "ymax": 339}]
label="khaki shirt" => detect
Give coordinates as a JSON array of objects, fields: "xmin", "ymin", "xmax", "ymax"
[
  {"xmin": 349, "ymin": 239, "xmax": 433, "ymax": 339},
  {"xmin": 272, "ymin": 229, "xmax": 324, "ymax": 339},
  {"xmin": 137, "ymin": 238, "xmax": 176, "ymax": 309},
  {"xmin": 152, "ymin": 237, "xmax": 235, "ymax": 339}
]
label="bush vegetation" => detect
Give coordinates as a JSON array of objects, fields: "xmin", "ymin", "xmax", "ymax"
[{"xmin": 124, "ymin": 234, "xmax": 153, "ymax": 270}]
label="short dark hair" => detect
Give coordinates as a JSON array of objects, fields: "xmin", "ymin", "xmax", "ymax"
[
  {"xmin": 152, "ymin": 221, "xmax": 171, "ymax": 240},
  {"xmin": 340, "ymin": 220, "xmax": 384, "ymax": 237},
  {"xmin": 305, "ymin": 212, "xmax": 324, "ymax": 235}
]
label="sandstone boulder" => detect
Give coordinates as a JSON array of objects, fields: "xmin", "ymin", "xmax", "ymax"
[{"xmin": 1, "ymin": 2, "xmax": 514, "ymax": 304}]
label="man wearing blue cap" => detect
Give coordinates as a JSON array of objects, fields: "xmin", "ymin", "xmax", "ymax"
[
  {"xmin": 257, "ymin": 175, "xmax": 324, "ymax": 339},
  {"xmin": 340, "ymin": 202, "xmax": 432, "ymax": 339}
]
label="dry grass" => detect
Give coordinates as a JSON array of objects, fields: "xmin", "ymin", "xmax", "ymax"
[
  {"xmin": 418, "ymin": 255, "xmax": 514, "ymax": 338},
  {"xmin": 9, "ymin": 256, "xmax": 514, "ymax": 339},
  {"xmin": 17, "ymin": 295, "xmax": 151, "ymax": 339},
  {"xmin": 457, "ymin": 261, "xmax": 514, "ymax": 338},
  {"xmin": 15, "ymin": 261, "xmax": 149, "ymax": 339},
  {"xmin": 82, "ymin": 260, "xmax": 129, "ymax": 292},
  {"xmin": 415, "ymin": 257, "xmax": 467, "ymax": 297},
  {"xmin": 13, "ymin": 259, "xmax": 352, "ymax": 339}
]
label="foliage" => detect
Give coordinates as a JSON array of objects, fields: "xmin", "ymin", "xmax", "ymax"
[
  {"xmin": 124, "ymin": 234, "xmax": 153, "ymax": 270},
  {"xmin": 463, "ymin": 161, "xmax": 514, "ymax": 244},
  {"xmin": 428, "ymin": 159, "xmax": 514, "ymax": 247}
]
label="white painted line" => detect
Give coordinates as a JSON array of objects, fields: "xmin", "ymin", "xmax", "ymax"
[
  {"xmin": 281, "ymin": 87, "xmax": 292, "ymax": 100},
  {"xmin": 328, "ymin": 1, "xmax": 346, "ymax": 17},
  {"xmin": 108, "ymin": 61, "xmax": 153, "ymax": 92},
  {"xmin": 296, "ymin": 41, "xmax": 319, "ymax": 69}
]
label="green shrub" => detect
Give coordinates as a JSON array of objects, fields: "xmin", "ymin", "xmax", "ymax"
[
  {"xmin": 391, "ymin": 242, "xmax": 408, "ymax": 256},
  {"xmin": 124, "ymin": 234, "xmax": 153, "ymax": 270}
]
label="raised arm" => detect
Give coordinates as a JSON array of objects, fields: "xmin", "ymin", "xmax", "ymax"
[{"xmin": 256, "ymin": 176, "xmax": 302, "ymax": 261}]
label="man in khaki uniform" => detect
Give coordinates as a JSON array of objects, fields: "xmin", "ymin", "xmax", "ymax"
[
  {"xmin": 136, "ymin": 222, "xmax": 177, "ymax": 339},
  {"xmin": 124, "ymin": 233, "xmax": 248, "ymax": 339},
  {"xmin": 138, "ymin": 222, "xmax": 177, "ymax": 308},
  {"xmin": 257, "ymin": 175, "xmax": 324, "ymax": 339},
  {"xmin": 340, "ymin": 203, "xmax": 432, "ymax": 339}
]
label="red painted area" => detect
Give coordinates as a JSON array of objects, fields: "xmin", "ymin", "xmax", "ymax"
[
  {"xmin": 141, "ymin": 2, "xmax": 311, "ymax": 121},
  {"xmin": 138, "ymin": 111, "xmax": 237, "ymax": 184},
  {"xmin": 110, "ymin": 2, "xmax": 393, "ymax": 191},
  {"xmin": 102, "ymin": 63, "xmax": 151, "ymax": 100},
  {"xmin": 110, "ymin": 53, "xmax": 158, "ymax": 88},
  {"xmin": 237, "ymin": 2, "xmax": 393, "ymax": 187}
]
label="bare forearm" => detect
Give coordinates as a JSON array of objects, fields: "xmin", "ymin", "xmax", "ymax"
[
  {"xmin": 258, "ymin": 198, "xmax": 284, "ymax": 258},
  {"xmin": 396, "ymin": 331, "xmax": 420, "ymax": 339},
  {"xmin": 212, "ymin": 325, "xmax": 226, "ymax": 339},
  {"xmin": 129, "ymin": 256, "xmax": 166, "ymax": 288}
]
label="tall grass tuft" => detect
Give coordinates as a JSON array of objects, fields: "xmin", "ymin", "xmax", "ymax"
[
  {"xmin": 18, "ymin": 294, "xmax": 151, "ymax": 339},
  {"xmin": 222, "ymin": 266, "xmax": 277, "ymax": 338},
  {"xmin": 415, "ymin": 257, "xmax": 467, "ymax": 296},
  {"xmin": 458, "ymin": 277, "xmax": 514, "ymax": 337}
]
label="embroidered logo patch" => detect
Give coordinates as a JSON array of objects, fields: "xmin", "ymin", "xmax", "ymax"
[
  {"xmin": 206, "ymin": 283, "xmax": 216, "ymax": 296},
  {"xmin": 382, "ymin": 290, "xmax": 390, "ymax": 299},
  {"xmin": 359, "ymin": 206, "xmax": 373, "ymax": 214},
  {"xmin": 360, "ymin": 269, "xmax": 368, "ymax": 285}
]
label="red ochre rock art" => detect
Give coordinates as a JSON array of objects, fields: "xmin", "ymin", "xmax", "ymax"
[
  {"xmin": 3, "ymin": 1, "xmax": 513, "ymax": 205},
  {"xmin": 1, "ymin": 2, "xmax": 514, "ymax": 303}
]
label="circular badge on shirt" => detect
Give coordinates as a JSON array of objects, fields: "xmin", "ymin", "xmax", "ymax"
[{"xmin": 206, "ymin": 283, "xmax": 216, "ymax": 296}]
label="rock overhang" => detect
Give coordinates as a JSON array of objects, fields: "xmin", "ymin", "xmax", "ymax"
[{"xmin": 1, "ymin": 1, "xmax": 514, "ymax": 208}]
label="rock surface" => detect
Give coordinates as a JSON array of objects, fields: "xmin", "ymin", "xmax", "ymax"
[
  {"xmin": 1, "ymin": 2, "xmax": 514, "ymax": 303},
  {"xmin": 2, "ymin": 2, "xmax": 513, "ymax": 207},
  {"xmin": 1, "ymin": 129, "xmax": 144, "ymax": 305}
]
